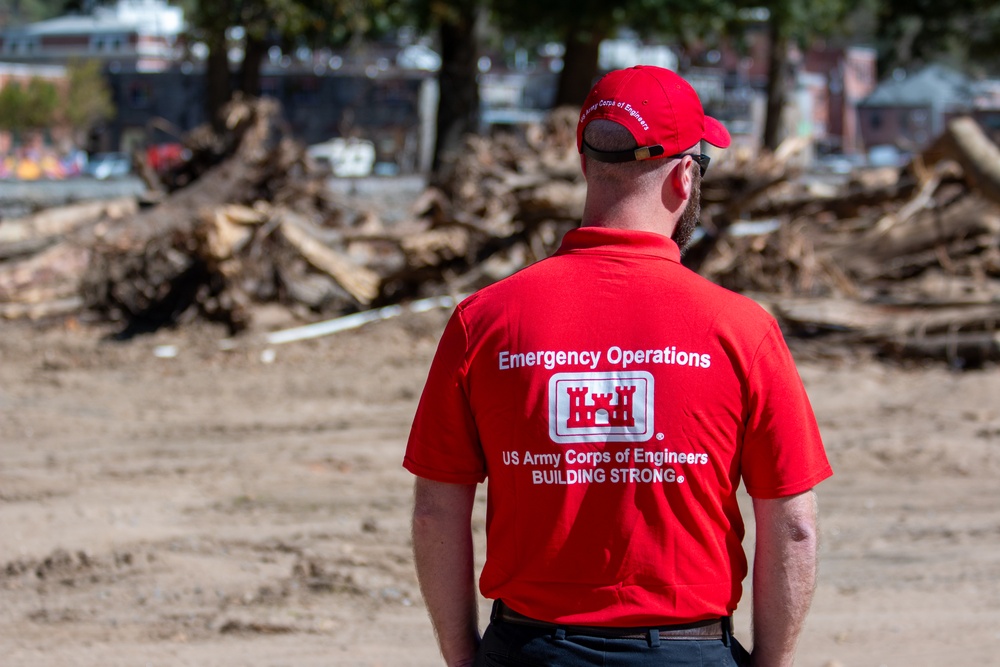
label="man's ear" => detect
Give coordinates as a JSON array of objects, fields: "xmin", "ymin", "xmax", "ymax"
[
  {"xmin": 668, "ymin": 157, "xmax": 693, "ymax": 200},
  {"xmin": 580, "ymin": 154, "xmax": 587, "ymax": 178}
]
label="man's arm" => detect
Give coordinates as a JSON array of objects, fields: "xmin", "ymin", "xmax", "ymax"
[
  {"xmin": 750, "ymin": 490, "xmax": 819, "ymax": 667},
  {"xmin": 412, "ymin": 477, "xmax": 480, "ymax": 667}
]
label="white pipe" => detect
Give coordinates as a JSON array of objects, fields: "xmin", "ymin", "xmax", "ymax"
[{"xmin": 264, "ymin": 295, "xmax": 462, "ymax": 345}]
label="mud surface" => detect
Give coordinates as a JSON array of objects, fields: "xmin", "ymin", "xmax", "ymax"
[{"xmin": 1, "ymin": 312, "xmax": 999, "ymax": 666}]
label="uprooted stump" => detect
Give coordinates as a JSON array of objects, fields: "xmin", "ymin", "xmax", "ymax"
[{"xmin": 80, "ymin": 97, "xmax": 351, "ymax": 334}]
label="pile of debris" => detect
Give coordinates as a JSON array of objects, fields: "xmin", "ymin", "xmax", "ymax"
[
  {"xmin": 1, "ymin": 97, "xmax": 999, "ymax": 366},
  {"xmin": 0, "ymin": 99, "xmax": 588, "ymax": 335},
  {"xmin": 698, "ymin": 117, "xmax": 1000, "ymax": 367}
]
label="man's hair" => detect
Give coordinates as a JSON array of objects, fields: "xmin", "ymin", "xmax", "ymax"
[
  {"xmin": 582, "ymin": 120, "xmax": 669, "ymax": 188},
  {"xmin": 672, "ymin": 174, "xmax": 701, "ymax": 251}
]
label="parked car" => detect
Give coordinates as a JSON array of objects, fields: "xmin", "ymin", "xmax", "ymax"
[
  {"xmin": 814, "ymin": 153, "xmax": 865, "ymax": 175},
  {"xmin": 83, "ymin": 152, "xmax": 132, "ymax": 180},
  {"xmin": 868, "ymin": 144, "xmax": 908, "ymax": 168},
  {"xmin": 146, "ymin": 143, "xmax": 190, "ymax": 175},
  {"xmin": 306, "ymin": 138, "xmax": 376, "ymax": 177}
]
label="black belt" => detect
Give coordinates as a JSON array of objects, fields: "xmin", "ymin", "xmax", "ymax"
[{"xmin": 492, "ymin": 600, "xmax": 727, "ymax": 641}]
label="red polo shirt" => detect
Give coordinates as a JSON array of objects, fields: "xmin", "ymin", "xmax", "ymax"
[{"xmin": 404, "ymin": 227, "xmax": 832, "ymax": 626}]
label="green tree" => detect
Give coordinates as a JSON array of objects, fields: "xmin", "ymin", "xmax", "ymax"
[
  {"xmin": 876, "ymin": 0, "xmax": 1000, "ymax": 75},
  {"xmin": 653, "ymin": 0, "xmax": 861, "ymax": 151},
  {"xmin": 180, "ymin": 0, "xmax": 485, "ymax": 175},
  {"xmin": 182, "ymin": 0, "xmax": 402, "ymax": 128},
  {"xmin": 755, "ymin": 0, "xmax": 862, "ymax": 150},
  {"xmin": 0, "ymin": 77, "xmax": 58, "ymax": 133},
  {"xmin": 488, "ymin": 0, "xmax": 737, "ymax": 108},
  {"xmin": 23, "ymin": 77, "xmax": 59, "ymax": 129},
  {"xmin": 0, "ymin": 83, "xmax": 29, "ymax": 133},
  {"xmin": 61, "ymin": 59, "xmax": 115, "ymax": 144},
  {"xmin": 0, "ymin": 0, "xmax": 66, "ymax": 26},
  {"xmin": 491, "ymin": 0, "xmax": 864, "ymax": 150},
  {"xmin": 489, "ymin": 0, "xmax": 620, "ymax": 107}
]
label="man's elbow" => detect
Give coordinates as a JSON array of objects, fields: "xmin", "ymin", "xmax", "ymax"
[
  {"xmin": 781, "ymin": 496, "xmax": 820, "ymax": 564},
  {"xmin": 412, "ymin": 503, "xmax": 449, "ymax": 535},
  {"xmin": 786, "ymin": 518, "xmax": 817, "ymax": 545},
  {"xmin": 411, "ymin": 478, "xmax": 477, "ymax": 534},
  {"xmin": 756, "ymin": 490, "xmax": 819, "ymax": 550}
]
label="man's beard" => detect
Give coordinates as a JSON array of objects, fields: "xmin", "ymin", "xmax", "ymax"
[{"xmin": 671, "ymin": 175, "xmax": 702, "ymax": 251}]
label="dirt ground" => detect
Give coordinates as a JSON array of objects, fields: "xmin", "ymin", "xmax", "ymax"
[{"xmin": 2, "ymin": 305, "xmax": 999, "ymax": 667}]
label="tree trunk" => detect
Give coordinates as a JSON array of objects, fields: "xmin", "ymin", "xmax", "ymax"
[
  {"xmin": 205, "ymin": 37, "xmax": 233, "ymax": 132},
  {"xmin": 432, "ymin": 1, "xmax": 480, "ymax": 182},
  {"xmin": 762, "ymin": 4, "xmax": 790, "ymax": 152},
  {"xmin": 554, "ymin": 22, "xmax": 606, "ymax": 108},
  {"xmin": 240, "ymin": 35, "xmax": 268, "ymax": 98}
]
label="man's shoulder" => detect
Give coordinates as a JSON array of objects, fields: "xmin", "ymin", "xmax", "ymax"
[
  {"xmin": 457, "ymin": 255, "xmax": 561, "ymax": 311},
  {"xmin": 657, "ymin": 262, "xmax": 775, "ymax": 326}
]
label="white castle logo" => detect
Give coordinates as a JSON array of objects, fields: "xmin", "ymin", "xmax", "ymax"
[{"xmin": 548, "ymin": 372, "xmax": 654, "ymax": 444}]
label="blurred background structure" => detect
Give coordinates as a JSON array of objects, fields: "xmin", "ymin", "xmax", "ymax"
[{"xmin": 0, "ymin": 0, "xmax": 998, "ymax": 180}]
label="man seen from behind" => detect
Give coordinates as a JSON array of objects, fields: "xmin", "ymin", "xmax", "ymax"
[{"xmin": 405, "ymin": 65, "xmax": 833, "ymax": 667}]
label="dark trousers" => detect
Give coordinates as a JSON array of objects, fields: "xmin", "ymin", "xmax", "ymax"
[{"xmin": 474, "ymin": 608, "xmax": 751, "ymax": 667}]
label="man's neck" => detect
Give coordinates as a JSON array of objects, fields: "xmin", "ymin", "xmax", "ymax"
[{"xmin": 581, "ymin": 199, "xmax": 677, "ymax": 236}]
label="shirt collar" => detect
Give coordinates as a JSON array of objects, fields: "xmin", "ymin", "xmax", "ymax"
[{"xmin": 555, "ymin": 226, "xmax": 682, "ymax": 263}]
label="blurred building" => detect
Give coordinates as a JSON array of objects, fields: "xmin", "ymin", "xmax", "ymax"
[
  {"xmin": 857, "ymin": 64, "xmax": 1000, "ymax": 154},
  {"xmin": 802, "ymin": 45, "xmax": 877, "ymax": 155},
  {"xmin": 857, "ymin": 64, "xmax": 975, "ymax": 152},
  {"xmin": 0, "ymin": 1, "xmax": 438, "ymax": 174},
  {"xmin": 99, "ymin": 64, "xmax": 435, "ymax": 175},
  {"xmin": 0, "ymin": 61, "xmax": 66, "ymax": 92},
  {"xmin": 0, "ymin": 0, "xmax": 184, "ymax": 71}
]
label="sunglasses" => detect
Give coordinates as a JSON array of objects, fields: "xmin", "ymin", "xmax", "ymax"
[
  {"xmin": 580, "ymin": 142, "xmax": 712, "ymax": 176},
  {"xmin": 665, "ymin": 152, "xmax": 711, "ymax": 177}
]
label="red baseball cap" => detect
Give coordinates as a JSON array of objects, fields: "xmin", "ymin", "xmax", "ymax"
[{"xmin": 577, "ymin": 65, "xmax": 731, "ymax": 163}]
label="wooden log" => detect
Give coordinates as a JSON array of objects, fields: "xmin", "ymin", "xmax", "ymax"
[
  {"xmin": 0, "ymin": 237, "xmax": 59, "ymax": 261},
  {"xmin": 198, "ymin": 205, "xmax": 263, "ymax": 262},
  {"xmin": 0, "ymin": 197, "xmax": 136, "ymax": 245},
  {"xmin": 861, "ymin": 303, "xmax": 1000, "ymax": 340},
  {"xmin": 772, "ymin": 295, "xmax": 1000, "ymax": 340},
  {"xmin": 0, "ymin": 244, "xmax": 91, "ymax": 303},
  {"xmin": 831, "ymin": 194, "xmax": 1000, "ymax": 275},
  {"xmin": 0, "ymin": 297, "xmax": 84, "ymax": 320},
  {"xmin": 879, "ymin": 271, "xmax": 1000, "ymax": 306},
  {"xmin": 770, "ymin": 296, "xmax": 896, "ymax": 333},
  {"xmin": 276, "ymin": 266, "xmax": 353, "ymax": 310},
  {"xmin": 276, "ymin": 212, "xmax": 380, "ymax": 305},
  {"xmin": 870, "ymin": 160, "xmax": 959, "ymax": 234},
  {"xmin": 924, "ymin": 116, "xmax": 1000, "ymax": 207},
  {"xmin": 847, "ymin": 235, "xmax": 991, "ymax": 282},
  {"xmin": 881, "ymin": 331, "xmax": 1000, "ymax": 367},
  {"xmin": 516, "ymin": 180, "xmax": 586, "ymax": 224},
  {"xmin": 400, "ymin": 227, "xmax": 472, "ymax": 270}
]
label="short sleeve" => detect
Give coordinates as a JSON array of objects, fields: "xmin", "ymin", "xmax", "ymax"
[
  {"xmin": 741, "ymin": 322, "xmax": 833, "ymax": 498},
  {"xmin": 403, "ymin": 307, "xmax": 487, "ymax": 484}
]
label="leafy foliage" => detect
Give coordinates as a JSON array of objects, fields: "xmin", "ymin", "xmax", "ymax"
[
  {"xmin": 0, "ymin": 0, "xmax": 66, "ymax": 25},
  {"xmin": 181, "ymin": 0, "xmax": 404, "ymax": 53},
  {"xmin": 876, "ymin": 0, "xmax": 1000, "ymax": 74},
  {"xmin": 0, "ymin": 77, "xmax": 58, "ymax": 132},
  {"xmin": 23, "ymin": 77, "xmax": 59, "ymax": 128},
  {"xmin": 61, "ymin": 59, "xmax": 115, "ymax": 135},
  {"xmin": 180, "ymin": 0, "xmax": 412, "ymax": 123},
  {"xmin": 0, "ymin": 60, "xmax": 111, "ymax": 141},
  {"xmin": 0, "ymin": 84, "xmax": 27, "ymax": 132}
]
